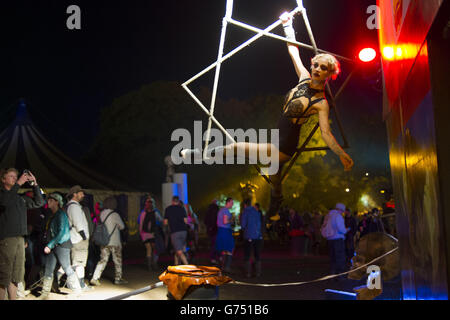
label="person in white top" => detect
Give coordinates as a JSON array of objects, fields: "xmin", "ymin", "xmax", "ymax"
[
  {"xmin": 90, "ymin": 196, "xmax": 127, "ymax": 286},
  {"xmin": 65, "ymin": 185, "xmax": 91, "ymax": 290},
  {"xmin": 323, "ymin": 203, "xmax": 349, "ymax": 278}
]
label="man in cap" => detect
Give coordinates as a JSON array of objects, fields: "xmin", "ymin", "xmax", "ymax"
[
  {"xmin": 0, "ymin": 168, "xmax": 44, "ymax": 300},
  {"xmin": 65, "ymin": 185, "xmax": 91, "ymax": 290},
  {"xmin": 321, "ymin": 203, "xmax": 350, "ymax": 278}
]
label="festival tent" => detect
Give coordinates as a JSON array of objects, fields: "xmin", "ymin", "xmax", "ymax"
[{"xmin": 0, "ymin": 101, "xmax": 147, "ymax": 239}]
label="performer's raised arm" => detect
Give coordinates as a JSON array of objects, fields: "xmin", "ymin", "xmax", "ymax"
[{"xmin": 280, "ymin": 12, "xmax": 310, "ymax": 81}]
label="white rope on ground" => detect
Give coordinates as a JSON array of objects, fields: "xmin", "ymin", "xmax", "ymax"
[{"xmin": 229, "ymin": 246, "xmax": 399, "ymax": 287}]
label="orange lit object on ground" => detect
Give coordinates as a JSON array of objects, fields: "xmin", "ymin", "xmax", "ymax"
[{"xmin": 159, "ymin": 265, "xmax": 233, "ymax": 300}]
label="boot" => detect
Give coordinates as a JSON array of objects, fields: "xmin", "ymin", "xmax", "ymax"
[
  {"xmin": 255, "ymin": 261, "xmax": 262, "ymax": 277},
  {"xmin": 17, "ymin": 282, "xmax": 30, "ymax": 299},
  {"xmin": 66, "ymin": 273, "xmax": 82, "ymax": 294},
  {"xmin": 37, "ymin": 277, "xmax": 53, "ymax": 300},
  {"xmin": 79, "ymin": 278, "xmax": 93, "ymax": 291},
  {"xmin": 223, "ymin": 255, "xmax": 232, "ymax": 273},
  {"xmin": 56, "ymin": 270, "xmax": 64, "ymax": 285},
  {"xmin": 245, "ymin": 261, "xmax": 252, "ymax": 278},
  {"xmin": 51, "ymin": 277, "xmax": 62, "ymax": 294}
]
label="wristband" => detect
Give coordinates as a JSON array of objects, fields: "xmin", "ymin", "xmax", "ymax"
[
  {"xmin": 283, "ymin": 24, "xmax": 296, "ymax": 41},
  {"xmin": 282, "ymin": 18, "xmax": 293, "ymax": 28}
]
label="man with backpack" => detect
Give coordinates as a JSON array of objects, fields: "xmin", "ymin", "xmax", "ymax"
[
  {"xmin": 65, "ymin": 185, "xmax": 92, "ymax": 290},
  {"xmin": 90, "ymin": 196, "xmax": 127, "ymax": 285},
  {"xmin": 321, "ymin": 203, "xmax": 349, "ymax": 279}
]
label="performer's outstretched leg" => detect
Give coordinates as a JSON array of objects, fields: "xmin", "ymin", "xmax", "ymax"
[
  {"xmin": 182, "ymin": 142, "xmax": 274, "ymax": 162},
  {"xmin": 182, "ymin": 142, "xmax": 289, "ymax": 167}
]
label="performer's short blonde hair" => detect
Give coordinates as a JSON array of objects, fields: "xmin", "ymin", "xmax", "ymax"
[{"xmin": 311, "ymin": 53, "xmax": 341, "ymax": 80}]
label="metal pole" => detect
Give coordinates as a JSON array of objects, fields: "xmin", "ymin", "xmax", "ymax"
[
  {"xmin": 301, "ymin": 9, "xmax": 318, "ymax": 54},
  {"xmin": 335, "ymin": 69, "xmax": 355, "ymax": 100},
  {"xmin": 253, "ymin": 165, "xmax": 274, "ymax": 186},
  {"xmin": 204, "ymin": 0, "xmax": 234, "ymax": 158},
  {"xmin": 182, "ymin": 84, "xmax": 236, "ymax": 143},
  {"xmin": 281, "ymin": 123, "xmax": 320, "ymax": 183},
  {"xmin": 329, "ymin": 70, "xmax": 356, "ymax": 148},
  {"xmin": 225, "ymin": 18, "xmax": 353, "ymax": 63},
  {"xmin": 182, "ymin": 6, "xmax": 303, "ymax": 87}
]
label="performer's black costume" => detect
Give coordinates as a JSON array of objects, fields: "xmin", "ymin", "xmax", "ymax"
[{"xmin": 277, "ymin": 78, "xmax": 325, "ymax": 156}]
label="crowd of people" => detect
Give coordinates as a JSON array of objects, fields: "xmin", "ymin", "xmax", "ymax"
[
  {"xmin": 203, "ymin": 197, "xmax": 264, "ymax": 278},
  {"xmin": 0, "ymin": 166, "xmax": 204, "ymax": 300},
  {"xmin": 203, "ymin": 198, "xmax": 396, "ymax": 280},
  {"xmin": 1, "ymin": 167, "xmax": 395, "ymax": 300},
  {"xmin": 0, "ymin": 168, "xmax": 129, "ymax": 300}
]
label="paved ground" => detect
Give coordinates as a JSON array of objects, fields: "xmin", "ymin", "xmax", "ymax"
[{"xmin": 21, "ymin": 237, "xmax": 402, "ymax": 300}]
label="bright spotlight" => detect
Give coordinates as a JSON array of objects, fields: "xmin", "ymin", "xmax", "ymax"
[{"xmin": 359, "ymin": 48, "xmax": 377, "ymax": 62}]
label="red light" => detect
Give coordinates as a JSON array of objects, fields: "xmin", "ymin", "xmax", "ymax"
[{"xmin": 359, "ymin": 48, "xmax": 377, "ymax": 62}]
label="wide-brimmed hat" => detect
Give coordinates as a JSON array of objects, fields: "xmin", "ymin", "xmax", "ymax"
[
  {"xmin": 67, "ymin": 185, "xmax": 85, "ymax": 199},
  {"xmin": 335, "ymin": 203, "xmax": 346, "ymax": 212},
  {"xmin": 48, "ymin": 193, "xmax": 64, "ymax": 208}
]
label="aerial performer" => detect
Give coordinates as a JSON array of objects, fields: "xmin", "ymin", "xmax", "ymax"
[{"xmin": 182, "ymin": 10, "xmax": 354, "ymax": 216}]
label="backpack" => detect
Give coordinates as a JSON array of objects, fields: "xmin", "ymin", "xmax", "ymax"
[
  {"xmin": 142, "ymin": 210, "xmax": 156, "ymax": 233},
  {"xmin": 320, "ymin": 212, "xmax": 336, "ymax": 239},
  {"xmin": 92, "ymin": 211, "xmax": 117, "ymax": 246}
]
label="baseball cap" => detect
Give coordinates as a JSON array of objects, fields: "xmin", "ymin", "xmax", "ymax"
[{"xmin": 48, "ymin": 193, "xmax": 64, "ymax": 207}]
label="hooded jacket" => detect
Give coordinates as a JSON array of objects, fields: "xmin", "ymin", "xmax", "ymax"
[{"xmin": 46, "ymin": 208, "xmax": 72, "ymax": 249}]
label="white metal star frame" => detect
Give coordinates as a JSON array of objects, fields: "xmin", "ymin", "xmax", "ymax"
[{"xmin": 182, "ymin": 0, "xmax": 354, "ymax": 181}]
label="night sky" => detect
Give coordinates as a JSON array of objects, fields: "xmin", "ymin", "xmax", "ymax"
[{"xmin": 0, "ymin": 0, "xmax": 388, "ymax": 184}]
